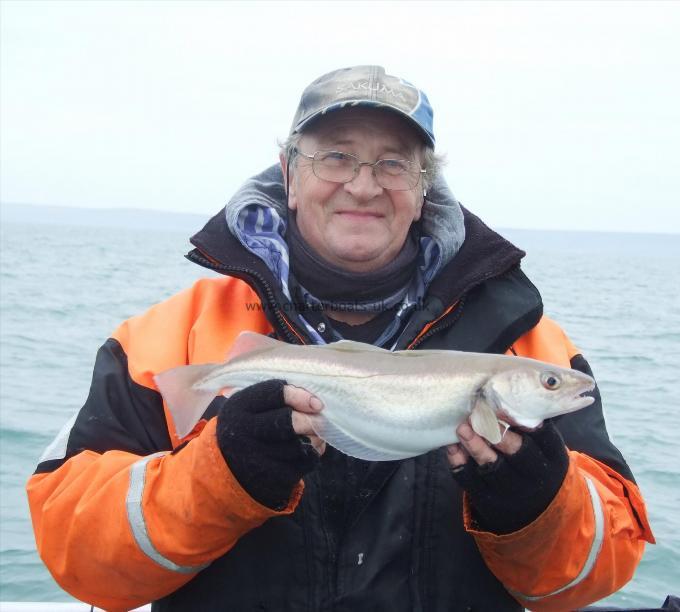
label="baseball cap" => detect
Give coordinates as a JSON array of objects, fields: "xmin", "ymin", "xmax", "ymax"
[{"xmin": 290, "ymin": 65, "xmax": 435, "ymax": 147}]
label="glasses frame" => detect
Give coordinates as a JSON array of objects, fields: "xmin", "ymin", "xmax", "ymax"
[{"xmin": 294, "ymin": 149, "xmax": 426, "ymax": 191}]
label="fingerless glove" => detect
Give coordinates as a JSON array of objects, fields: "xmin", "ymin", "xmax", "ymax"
[
  {"xmin": 216, "ymin": 379, "xmax": 321, "ymax": 510},
  {"xmin": 451, "ymin": 421, "xmax": 569, "ymax": 534}
]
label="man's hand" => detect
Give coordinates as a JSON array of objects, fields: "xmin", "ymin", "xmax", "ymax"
[
  {"xmin": 446, "ymin": 419, "xmax": 570, "ymax": 534},
  {"xmin": 285, "ymin": 384, "xmax": 327, "ymax": 456},
  {"xmin": 446, "ymin": 421, "xmax": 522, "ymax": 469}
]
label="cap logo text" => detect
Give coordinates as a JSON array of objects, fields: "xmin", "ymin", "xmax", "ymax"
[{"xmin": 336, "ymin": 80, "xmax": 407, "ymax": 102}]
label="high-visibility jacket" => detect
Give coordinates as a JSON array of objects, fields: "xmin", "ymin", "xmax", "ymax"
[{"xmin": 27, "ymin": 207, "xmax": 654, "ymax": 611}]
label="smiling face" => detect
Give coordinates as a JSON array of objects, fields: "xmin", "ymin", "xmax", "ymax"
[{"xmin": 282, "ymin": 107, "xmax": 426, "ymax": 273}]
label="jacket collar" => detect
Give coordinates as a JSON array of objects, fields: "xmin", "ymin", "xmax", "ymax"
[{"xmin": 427, "ymin": 206, "xmax": 526, "ymax": 304}]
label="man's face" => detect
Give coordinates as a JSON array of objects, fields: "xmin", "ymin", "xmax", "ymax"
[{"xmin": 283, "ymin": 107, "xmax": 425, "ymax": 273}]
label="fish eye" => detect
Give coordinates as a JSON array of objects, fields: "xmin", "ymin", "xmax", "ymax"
[{"xmin": 541, "ymin": 372, "xmax": 562, "ymax": 390}]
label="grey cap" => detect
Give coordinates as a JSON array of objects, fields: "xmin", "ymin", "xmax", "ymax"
[{"xmin": 290, "ymin": 65, "xmax": 435, "ymax": 147}]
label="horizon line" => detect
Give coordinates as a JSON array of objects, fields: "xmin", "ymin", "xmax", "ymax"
[{"xmin": 2, "ymin": 201, "xmax": 678, "ymax": 237}]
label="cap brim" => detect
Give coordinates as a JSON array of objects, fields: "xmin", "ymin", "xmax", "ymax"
[{"xmin": 293, "ymin": 100, "xmax": 435, "ymax": 148}]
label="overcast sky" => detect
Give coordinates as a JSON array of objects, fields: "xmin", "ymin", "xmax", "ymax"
[{"xmin": 1, "ymin": 1, "xmax": 679, "ymax": 233}]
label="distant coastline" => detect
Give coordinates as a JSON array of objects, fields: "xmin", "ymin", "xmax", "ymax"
[
  {"xmin": 1, "ymin": 203, "xmax": 678, "ymax": 242},
  {"xmin": 0, "ymin": 203, "xmax": 211, "ymax": 232}
]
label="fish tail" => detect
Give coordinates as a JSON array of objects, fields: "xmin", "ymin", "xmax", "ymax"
[{"xmin": 154, "ymin": 364, "xmax": 221, "ymax": 439}]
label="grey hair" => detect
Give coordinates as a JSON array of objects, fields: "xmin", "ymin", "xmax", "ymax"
[{"xmin": 278, "ymin": 132, "xmax": 445, "ymax": 192}]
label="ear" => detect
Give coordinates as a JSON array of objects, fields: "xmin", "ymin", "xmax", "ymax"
[
  {"xmin": 413, "ymin": 190, "xmax": 425, "ymax": 221},
  {"xmin": 279, "ymin": 152, "xmax": 297, "ymax": 211}
]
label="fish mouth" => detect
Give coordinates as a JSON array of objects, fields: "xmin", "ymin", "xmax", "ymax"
[
  {"xmin": 572, "ymin": 393, "xmax": 596, "ymax": 409},
  {"xmin": 572, "ymin": 380, "xmax": 596, "ymax": 409}
]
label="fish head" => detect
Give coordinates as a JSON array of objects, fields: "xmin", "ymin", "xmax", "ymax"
[{"xmin": 483, "ymin": 364, "xmax": 596, "ymax": 429}]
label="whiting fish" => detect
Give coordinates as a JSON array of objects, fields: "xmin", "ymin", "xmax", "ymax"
[{"xmin": 154, "ymin": 332, "xmax": 595, "ymax": 461}]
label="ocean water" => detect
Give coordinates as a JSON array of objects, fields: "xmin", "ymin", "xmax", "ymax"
[{"xmin": 1, "ymin": 219, "xmax": 679, "ymax": 607}]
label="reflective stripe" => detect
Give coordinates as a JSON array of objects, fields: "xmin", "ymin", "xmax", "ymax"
[
  {"xmin": 126, "ymin": 453, "xmax": 210, "ymax": 574},
  {"xmin": 38, "ymin": 412, "xmax": 79, "ymax": 463},
  {"xmin": 510, "ymin": 476, "xmax": 605, "ymax": 602}
]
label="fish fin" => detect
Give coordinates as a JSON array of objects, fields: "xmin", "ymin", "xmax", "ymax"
[
  {"xmin": 323, "ymin": 340, "xmax": 388, "ymax": 353},
  {"xmin": 154, "ymin": 364, "xmax": 220, "ymax": 439},
  {"xmin": 225, "ymin": 331, "xmax": 281, "ymax": 362},
  {"xmin": 470, "ymin": 395, "xmax": 503, "ymax": 445},
  {"xmin": 392, "ymin": 348, "xmax": 458, "ymax": 357},
  {"xmin": 308, "ymin": 414, "xmax": 408, "ymax": 461}
]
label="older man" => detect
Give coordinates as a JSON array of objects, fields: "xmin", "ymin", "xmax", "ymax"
[{"xmin": 28, "ymin": 66, "xmax": 652, "ymax": 611}]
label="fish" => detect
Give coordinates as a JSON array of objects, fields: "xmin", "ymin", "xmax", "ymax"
[{"xmin": 154, "ymin": 331, "xmax": 596, "ymax": 461}]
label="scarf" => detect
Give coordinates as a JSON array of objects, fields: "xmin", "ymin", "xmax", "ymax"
[{"xmin": 287, "ymin": 213, "xmax": 419, "ymax": 312}]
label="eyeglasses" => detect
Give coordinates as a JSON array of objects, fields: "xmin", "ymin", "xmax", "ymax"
[{"xmin": 294, "ymin": 149, "xmax": 426, "ymax": 191}]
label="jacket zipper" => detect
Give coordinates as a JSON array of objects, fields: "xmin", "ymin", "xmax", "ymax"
[
  {"xmin": 408, "ymin": 265, "xmax": 519, "ymax": 350},
  {"xmin": 186, "ymin": 249, "xmax": 305, "ymax": 345},
  {"xmin": 408, "ymin": 295, "xmax": 466, "ymax": 350}
]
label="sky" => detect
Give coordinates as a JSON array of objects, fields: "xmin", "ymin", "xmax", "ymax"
[{"xmin": 1, "ymin": 0, "xmax": 679, "ymax": 233}]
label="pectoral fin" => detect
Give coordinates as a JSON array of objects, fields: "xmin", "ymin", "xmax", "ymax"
[{"xmin": 470, "ymin": 394, "xmax": 503, "ymax": 444}]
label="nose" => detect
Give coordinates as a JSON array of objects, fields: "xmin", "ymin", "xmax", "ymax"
[{"xmin": 343, "ymin": 164, "xmax": 384, "ymax": 202}]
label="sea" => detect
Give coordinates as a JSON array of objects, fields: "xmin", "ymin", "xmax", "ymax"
[{"xmin": 1, "ymin": 209, "xmax": 679, "ymax": 607}]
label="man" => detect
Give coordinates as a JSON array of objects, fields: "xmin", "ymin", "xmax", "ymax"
[{"xmin": 27, "ymin": 66, "xmax": 653, "ymax": 611}]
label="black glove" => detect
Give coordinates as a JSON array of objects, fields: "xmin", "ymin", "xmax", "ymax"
[
  {"xmin": 450, "ymin": 421, "xmax": 569, "ymax": 534},
  {"xmin": 216, "ymin": 379, "xmax": 321, "ymax": 510}
]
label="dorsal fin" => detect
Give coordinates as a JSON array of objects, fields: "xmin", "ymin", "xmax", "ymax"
[
  {"xmin": 224, "ymin": 331, "xmax": 281, "ymax": 362},
  {"xmin": 320, "ymin": 340, "xmax": 388, "ymax": 354}
]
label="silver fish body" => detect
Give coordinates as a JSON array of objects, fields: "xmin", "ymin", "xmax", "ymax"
[{"xmin": 155, "ymin": 332, "xmax": 596, "ymax": 461}]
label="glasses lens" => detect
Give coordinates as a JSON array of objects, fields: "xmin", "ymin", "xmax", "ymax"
[
  {"xmin": 313, "ymin": 151, "xmax": 357, "ymax": 183},
  {"xmin": 375, "ymin": 159, "xmax": 420, "ymax": 190},
  {"xmin": 310, "ymin": 151, "xmax": 422, "ymax": 190}
]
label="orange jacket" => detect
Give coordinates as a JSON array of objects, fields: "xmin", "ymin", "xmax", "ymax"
[
  {"xmin": 27, "ymin": 275, "xmax": 653, "ymax": 611},
  {"xmin": 478, "ymin": 317, "xmax": 654, "ymax": 610}
]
